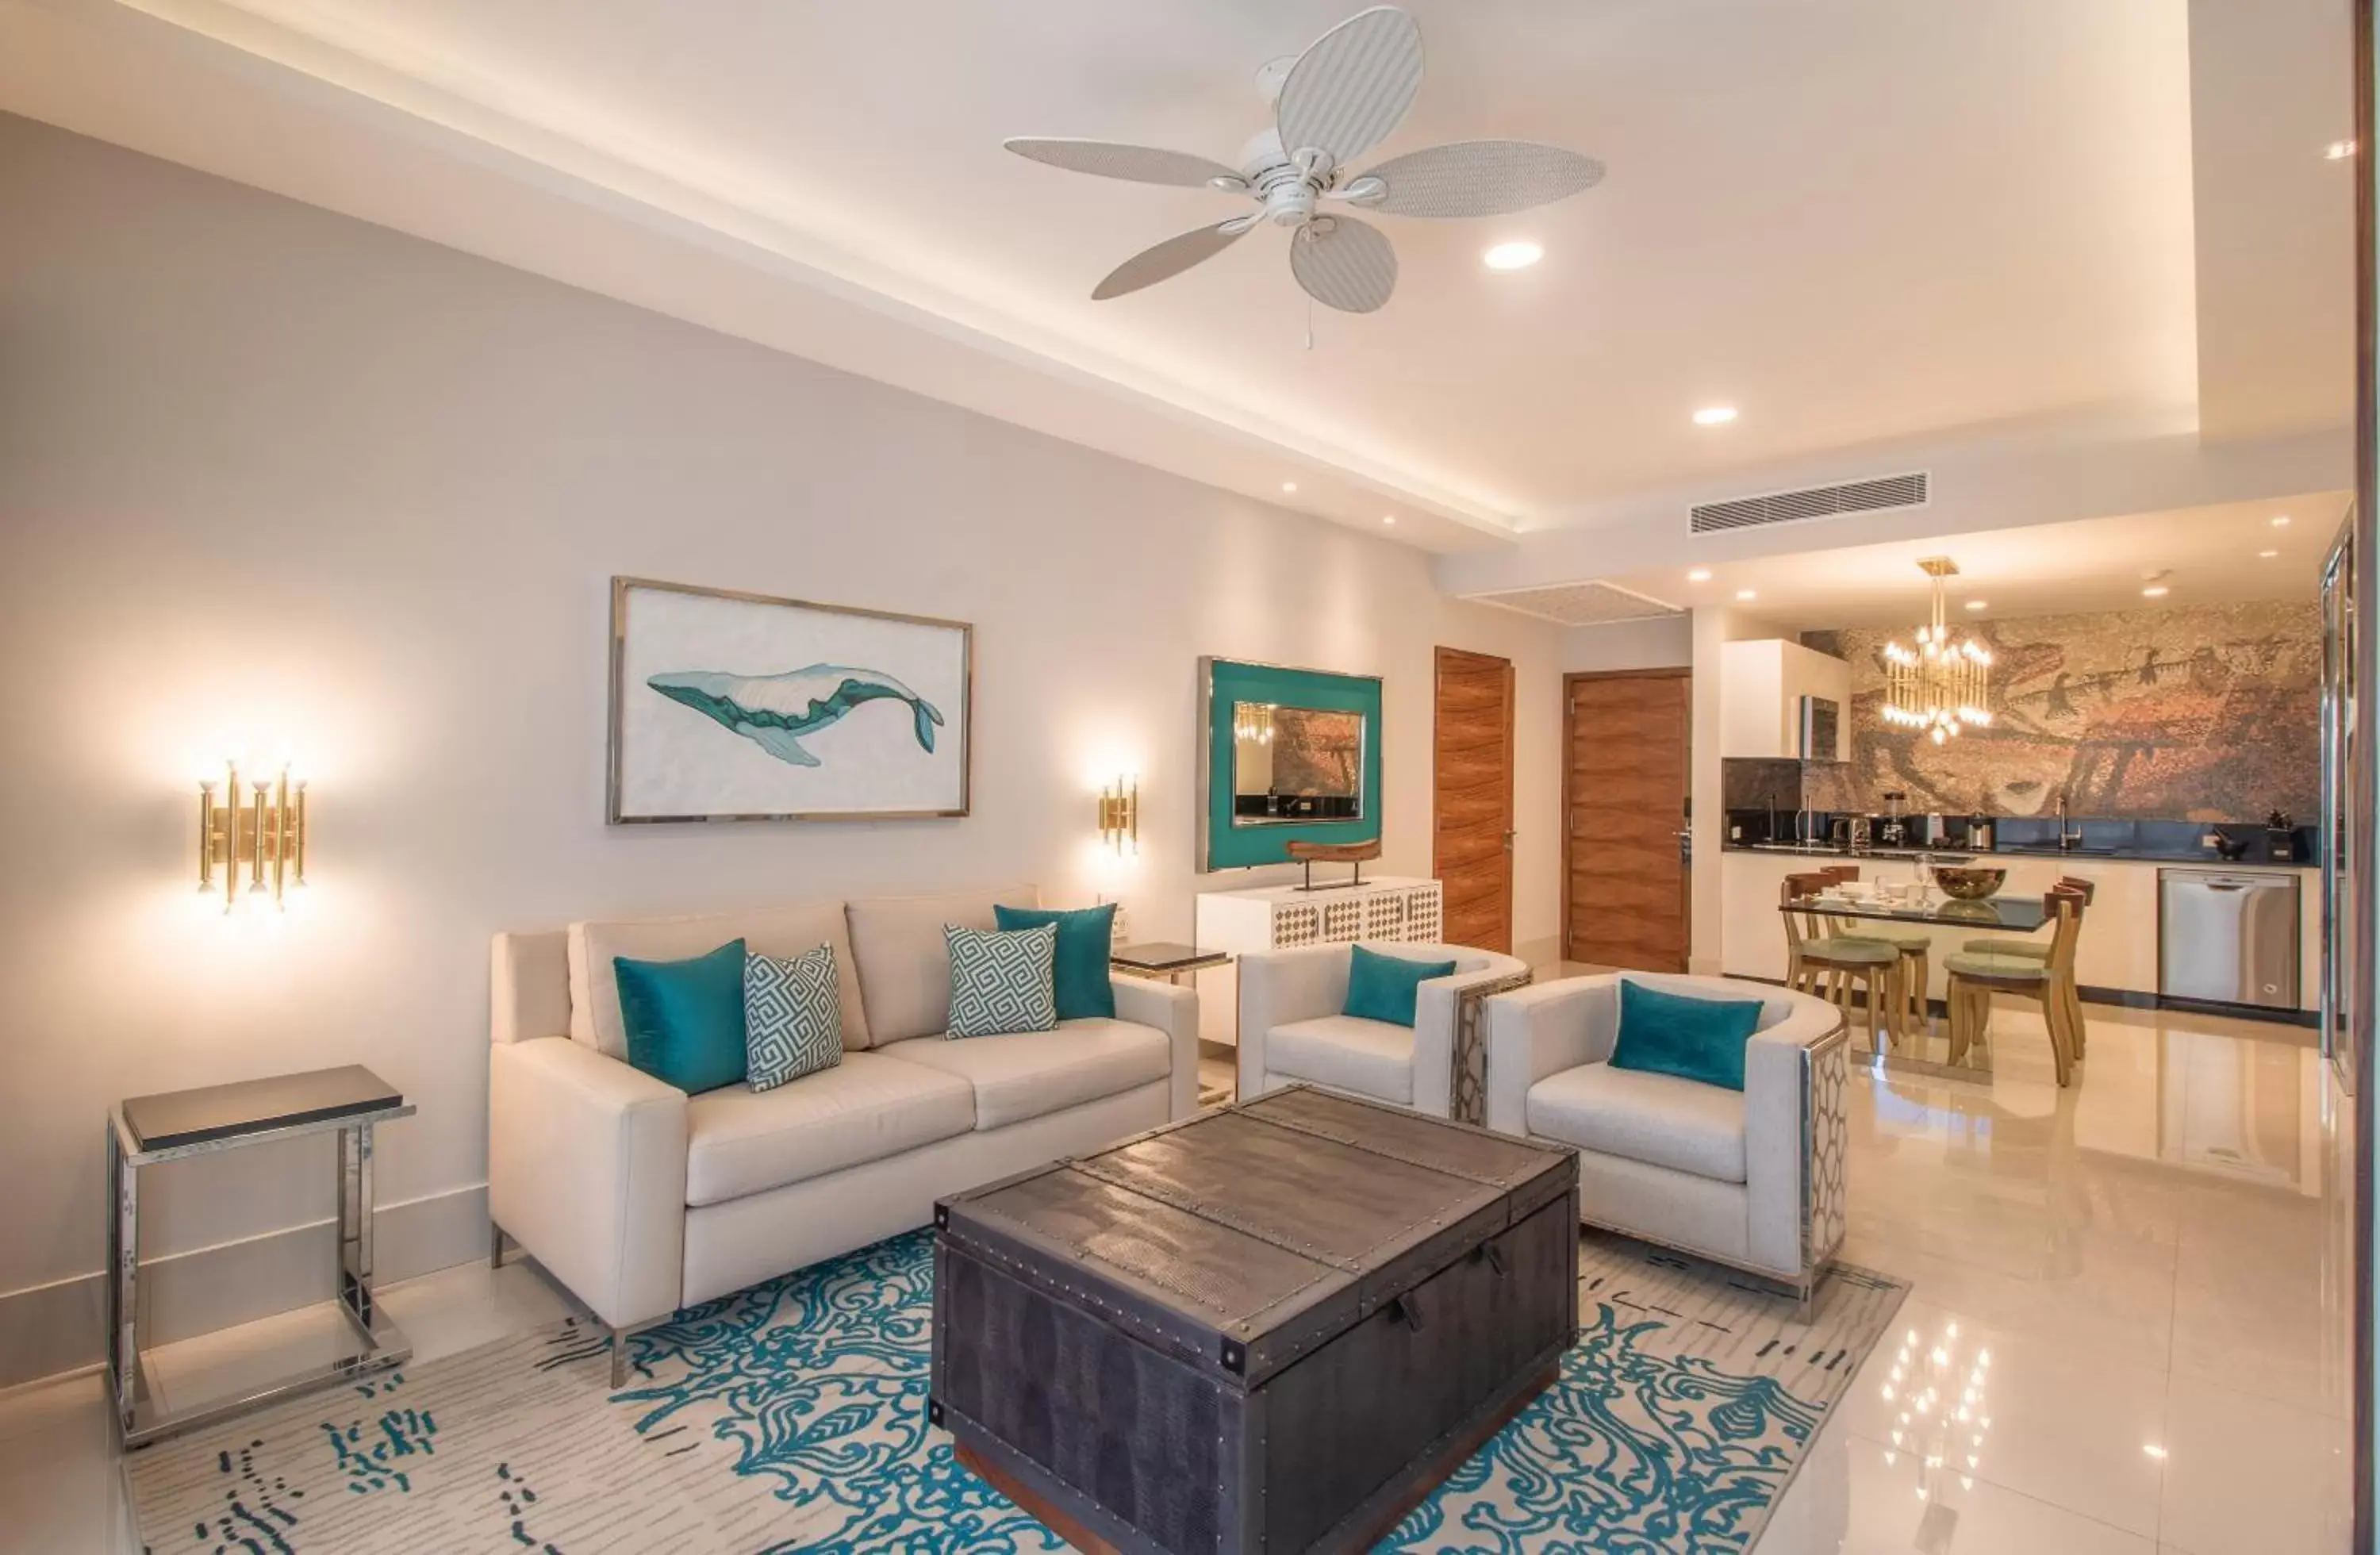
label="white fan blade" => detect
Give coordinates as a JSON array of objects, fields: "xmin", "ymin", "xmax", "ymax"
[
  {"xmin": 1276, "ymin": 6, "xmax": 1422, "ymax": 172},
  {"xmin": 1093, "ymin": 217, "xmax": 1257, "ymax": 300},
  {"xmin": 1290, "ymin": 216, "xmax": 1397, "ymax": 313},
  {"xmin": 1005, "ymin": 137, "xmax": 1248, "ymax": 190},
  {"xmin": 1353, "ymin": 140, "xmax": 1606, "ymax": 217}
]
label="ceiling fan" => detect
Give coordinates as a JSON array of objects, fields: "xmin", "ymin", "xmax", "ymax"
[{"xmin": 1004, "ymin": 5, "xmax": 1605, "ymax": 314}]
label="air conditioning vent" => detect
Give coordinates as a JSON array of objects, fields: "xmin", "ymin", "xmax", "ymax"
[
  {"xmin": 1467, "ymin": 579, "xmax": 1683, "ymax": 626},
  {"xmin": 1690, "ymin": 470, "xmax": 1929, "ymax": 534}
]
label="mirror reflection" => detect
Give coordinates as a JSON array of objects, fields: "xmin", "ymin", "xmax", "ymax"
[{"xmin": 1231, "ymin": 702, "xmax": 1365, "ymax": 824}]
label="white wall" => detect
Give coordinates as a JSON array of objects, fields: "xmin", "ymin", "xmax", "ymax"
[
  {"xmin": 1560, "ymin": 616, "xmax": 1693, "ymax": 673},
  {"xmin": 0, "ymin": 116, "xmax": 1563, "ymax": 1384}
]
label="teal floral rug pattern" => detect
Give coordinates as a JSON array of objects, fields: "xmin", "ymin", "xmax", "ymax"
[{"xmin": 129, "ymin": 1231, "xmax": 1904, "ymax": 1553}]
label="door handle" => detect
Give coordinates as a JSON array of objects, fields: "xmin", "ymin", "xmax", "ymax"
[{"xmin": 1503, "ymin": 829, "xmax": 1516, "ymax": 853}]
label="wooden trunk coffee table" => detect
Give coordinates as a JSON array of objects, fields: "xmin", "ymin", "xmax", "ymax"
[{"xmin": 931, "ymin": 1085, "xmax": 1577, "ymax": 1555}]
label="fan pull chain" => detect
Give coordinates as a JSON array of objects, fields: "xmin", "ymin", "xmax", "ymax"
[{"xmin": 1304, "ymin": 294, "xmax": 1315, "ymax": 352}]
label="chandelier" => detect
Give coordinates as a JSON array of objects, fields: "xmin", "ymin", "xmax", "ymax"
[
  {"xmin": 1233, "ymin": 703, "xmax": 1275, "ymax": 745},
  {"xmin": 1882, "ymin": 557, "xmax": 1992, "ymax": 744}
]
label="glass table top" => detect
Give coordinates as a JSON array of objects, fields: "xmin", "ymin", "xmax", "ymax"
[{"xmin": 1782, "ymin": 894, "xmax": 2051, "ymax": 931}]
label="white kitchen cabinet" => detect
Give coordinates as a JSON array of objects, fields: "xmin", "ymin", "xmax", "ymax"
[{"xmin": 1720, "ymin": 639, "xmax": 1852, "ymax": 760}]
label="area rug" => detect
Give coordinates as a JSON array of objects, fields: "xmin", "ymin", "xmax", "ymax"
[{"xmin": 128, "ymin": 1229, "xmax": 1904, "ymax": 1553}]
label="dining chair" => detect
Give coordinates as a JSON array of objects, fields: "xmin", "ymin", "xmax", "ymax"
[
  {"xmin": 1820, "ymin": 865, "xmax": 1933, "ymax": 1042},
  {"xmin": 1944, "ymin": 887, "xmax": 2086, "ymax": 1085},
  {"xmin": 1959, "ymin": 877, "xmax": 2094, "ymax": 1057},
  {"xmin": 1781, "ymin": 872, "xmax": 1900, "ymax": 1050}
]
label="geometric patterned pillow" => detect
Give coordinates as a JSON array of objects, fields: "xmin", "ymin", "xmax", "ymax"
[
  {"xmin": 743, "ymin": 944, "xmax": 844, "ymax": 1092},
  {"xmin": 943, "ymin": 923, "xmax": 1058, "ymax": 1039}
]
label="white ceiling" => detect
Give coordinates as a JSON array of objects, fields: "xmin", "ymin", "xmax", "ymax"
[
  {"xmin": 1587, "ymin": 492, "xmax": 2350, "ymax": 632},
  {"xmin": 0, "ymin": 0, "xmax": 2353, "ymax": 555}
]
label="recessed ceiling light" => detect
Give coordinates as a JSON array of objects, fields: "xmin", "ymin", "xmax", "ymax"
[
  {"xmin": 1381, "ymin": 514, "xmax": 1396, "ymax": 526},
  {"xmin": 1483, "ymin": 240, "xmax": 1544, "ymax": 271},
  {"xmin": 1694, "ymin": 406, "xmax": 1739, "ymax": 427},
  {"xmin": 1736, "ymin": 588, "xmax": 1758, "ymax": 601},
  {"xmin": 2142, "ymin": 585, "xmax": 2171, "ymax": 598},
  {"xmin": 2328, "ymin": 140, "xmax": 2359, "ymax": 161},
  {"xmin": 2272, "ymin": 514, "xmax": 2292, "ymax": 527},
  {"xmin": 2259, "ymin": 548, "xmax": 2280, "ymax": 559},
  {"xmin": 1687, "ymin": 568, "xmax": 1712, "ymax": 583},
  {"xmin": 1280, "ymin": 481, "xmax": 1298, "ymax": 493},
  {"xmin": 1965, "ymin": 600, "xmax": 1987, "ymax": 611},
  {"xmin": 2143, "ymin": 1443, "xmax": 2170, "ymax": 1460}
]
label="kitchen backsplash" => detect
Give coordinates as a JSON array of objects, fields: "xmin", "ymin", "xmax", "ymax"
[{"xmin": 1794, "ymin": 599, "xmax": 2319, "ymax": 823}]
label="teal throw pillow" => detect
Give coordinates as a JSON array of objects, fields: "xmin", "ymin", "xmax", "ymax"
[
  {"xmin": 993, "ymin": 903, "xmax": 1117, "ymax": 1020},
  {"xmin": 945, "ymin": 923, "xmax": 1058, "ymax": 1039},
  {"xmin": 614, "ymin": 939, "xmax": 748, "ymax": 1095},
  {"xmin": 1342, "ymin": 943, "xmax": 1458, "ymax": 1027},
  {"xmin": 744, "ymin": 944, "xmax": 844, "ymax": 1092},
  {"xmin": 1608, "ymin": 979, "xmax": 1765, "ymax": 1092}
]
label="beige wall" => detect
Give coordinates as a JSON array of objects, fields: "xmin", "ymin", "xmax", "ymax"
[{"xmin": 0, "ymin": 115, "xmax": 1562, "ymax": 1381}]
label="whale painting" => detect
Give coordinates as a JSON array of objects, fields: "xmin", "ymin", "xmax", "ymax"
[
  {"xmin": 609, "ymin": 577, "xmax": 972, "ymax": 823},
  {"xmin": 646, "ymin": 666, "xmax": 944, "ymax": 768}
]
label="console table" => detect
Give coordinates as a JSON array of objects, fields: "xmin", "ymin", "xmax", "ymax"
[{"xmin": 107, "ymin": 1065, "xmax": 413, "ymax": 1448}]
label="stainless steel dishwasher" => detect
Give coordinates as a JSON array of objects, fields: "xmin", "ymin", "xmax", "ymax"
[{"xmin": 2158, "ymin": 868, "xmax": 2301, "ymax": 1008}]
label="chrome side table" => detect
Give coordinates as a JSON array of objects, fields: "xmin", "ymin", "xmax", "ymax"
[{"xmin": 107, "ymin": 1065, "xmax": 415, "ymax": 1449}]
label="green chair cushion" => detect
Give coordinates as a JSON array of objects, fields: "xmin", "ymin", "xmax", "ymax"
[
  {"xmin": 1944, "ymin": 951, "xmax": 2052, "ymax": 982},
  {"xmin": 1842, "ymin": 929, "xmax": 1933, "ymax": 952},
  {"xmin": 1801, "ymin": 938, "xmax": 1899, "ymax": 967},
  {"xmin": 1962, "ymin": 937, "xmax": 2050, "ymax": 959}
]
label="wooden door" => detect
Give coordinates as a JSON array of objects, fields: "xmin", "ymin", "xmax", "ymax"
[
  {"xmin": 1434, "ymin": 647, "xmax": 1516, "ymax": 952},
  {"xmin": 1563, "ymin": 671, "xmax": 1691, "ymax": 971}
]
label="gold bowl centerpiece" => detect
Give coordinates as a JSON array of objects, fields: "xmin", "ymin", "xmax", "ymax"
[{"xmin": 1930, "ymin": 865, "xmax": 2007, "ymax": 900}]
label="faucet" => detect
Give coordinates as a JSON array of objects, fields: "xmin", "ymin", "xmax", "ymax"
[{"xmin": 2056, "ymin": 792, "xmax": 2083, "ymax": 852}]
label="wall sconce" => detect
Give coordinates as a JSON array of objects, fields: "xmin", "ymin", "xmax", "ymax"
[
  {"xmin": 1096, "ymin": 775, "xmax": 1138, "ymax": 855},
  {"xmin": 198, "ymin": 762, "xmax": 307, "ymax": 911}
]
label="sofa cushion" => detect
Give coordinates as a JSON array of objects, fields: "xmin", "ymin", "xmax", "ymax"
[
  {"xmin": 1263, "ymin": 1014, "xmax": 1415, "ymax": 1105},
  {"xmin": 1343, "ymin": 943, "xmax": 1458, "ymax": 1027},
  {"xmin": 944, "ymin": 923, "xmax": 1058, "ymax": 1039},
  {"xmin": 615, "ymin": 938, "xmax": 748, "ymax": 1095},
  {"xmin": 570, "ymin": 901, "xmax": 869, "ymax": 1058},
  {"xmin": 1527, "ymin": 1062, "xmax": 1747, "ymax": 1184},
  {"xmin": 683, "ymin": 1051, "xmax": 975, "ymax": 1207},
  {"xmin": 845, "ymin": 885, "xmax": 1035, "ymax": 1043},
  {"xmin": 876, "ymin": 1017, "xmax": 1167, "ymax": 1131}
]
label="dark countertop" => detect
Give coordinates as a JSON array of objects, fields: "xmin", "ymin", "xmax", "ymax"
[{"xmin": 1723, "ymin": 841, "xmax": 2313, "ymax": 869}]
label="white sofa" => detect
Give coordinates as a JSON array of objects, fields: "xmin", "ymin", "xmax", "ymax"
[
  {"xmin": 488, "ymin": 885, "xmax": 1197, "ymax": 1379},
  {"xmin": 1236, "ymin": 941, "xmax": 1531, "ymax": 1116},
  {"xmin": 1483, "ymin": 972, "xmax": 1848, "ymax": 1304}
]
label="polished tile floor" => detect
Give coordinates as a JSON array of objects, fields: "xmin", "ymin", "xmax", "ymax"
[{"xmin": 0, "ymin": 1000, "xmax": 2351, "ymax": 1553}]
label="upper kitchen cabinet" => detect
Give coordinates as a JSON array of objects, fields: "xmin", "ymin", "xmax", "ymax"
[{"xmin": 1721, "ymin": 639, "xmax": 1852, "ymax": 761}]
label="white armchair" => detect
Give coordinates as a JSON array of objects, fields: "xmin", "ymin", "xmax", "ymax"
[
  {"xmin": 1237, "ymin": 941, "xmax": 1531, "ymax": 1118},
  {"xmin": 1484, "ymin": 972, "xmax": 1848, "ymax": 1301}
]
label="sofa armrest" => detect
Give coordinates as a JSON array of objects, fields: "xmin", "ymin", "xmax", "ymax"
[
  {"xmin": 1111, "ymin": 975, "xmax": 1200, "ymax": 1119},
  {"xmin": 1483, "ymin": 977, "xmax": 1618, "ymax": 1135},
  {"xmin": 489, "ymin": 1038, "xmax": 688, "ymax": 1330},
  {"xmin": 1411, "ymin": 958, "xmax": 1530, "ymax": 1117},
  {"xmin": 1235, "ymin": 946, "xmax": 1350, "ymax": 1100},
  {"xmin": 1743, "ymin": 995, "xmax": 1848, "ymax": 1277}
]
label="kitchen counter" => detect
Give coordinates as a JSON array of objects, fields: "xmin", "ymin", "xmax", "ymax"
[
  {"xmin": 1726, "ymin": 843, "xmax": 1977, "ymax": 864},
  {"xmin": 1717, "ymin": 848, "xmax": 2320, "ymax": 1016}
]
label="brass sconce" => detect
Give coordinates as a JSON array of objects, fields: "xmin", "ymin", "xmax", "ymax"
[
  {"xmin": 198, "ymin": 762, "xmax": 308, "ymax": 911},
  {"xmin": 1097, "ymin": 776, "xmax": 1138, "ymax": 855}
]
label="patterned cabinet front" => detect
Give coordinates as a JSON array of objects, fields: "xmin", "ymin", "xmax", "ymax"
[{"xmin": 1261, "ymin": 880, "xmax": 1443, "ymax": 950}]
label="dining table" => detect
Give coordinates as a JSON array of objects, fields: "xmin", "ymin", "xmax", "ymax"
[{"xmin": 1782, "ymin": 887, "xmax": 2052, "ymax": 1076}]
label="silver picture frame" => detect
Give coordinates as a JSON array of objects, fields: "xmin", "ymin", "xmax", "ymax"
[{"xmin": 606, "ymin": 576, "xmax": 973, "ymax": 824}]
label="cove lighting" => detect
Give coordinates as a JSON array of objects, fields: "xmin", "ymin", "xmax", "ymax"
[
  {"xmin": 1482, "ymin": 240, "xmax": 1544, "ymax": 271},
  {"xmin": 1693, "ymin": 406, "xmax": 1739, "ymax": 426}
]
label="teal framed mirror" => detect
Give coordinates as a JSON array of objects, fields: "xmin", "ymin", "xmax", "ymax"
[{"xmin": 1198, "ymin": 657, "xmax": 1384, "ymax": 870}]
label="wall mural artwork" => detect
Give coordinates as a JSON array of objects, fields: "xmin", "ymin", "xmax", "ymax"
[
  {"xmin": 608, "ymin": 577, "xmax": 972, "ymax": 823},
  {"xmin": 1806, "ymin": 599, "xmax": 2320, "ymax": 822}
]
